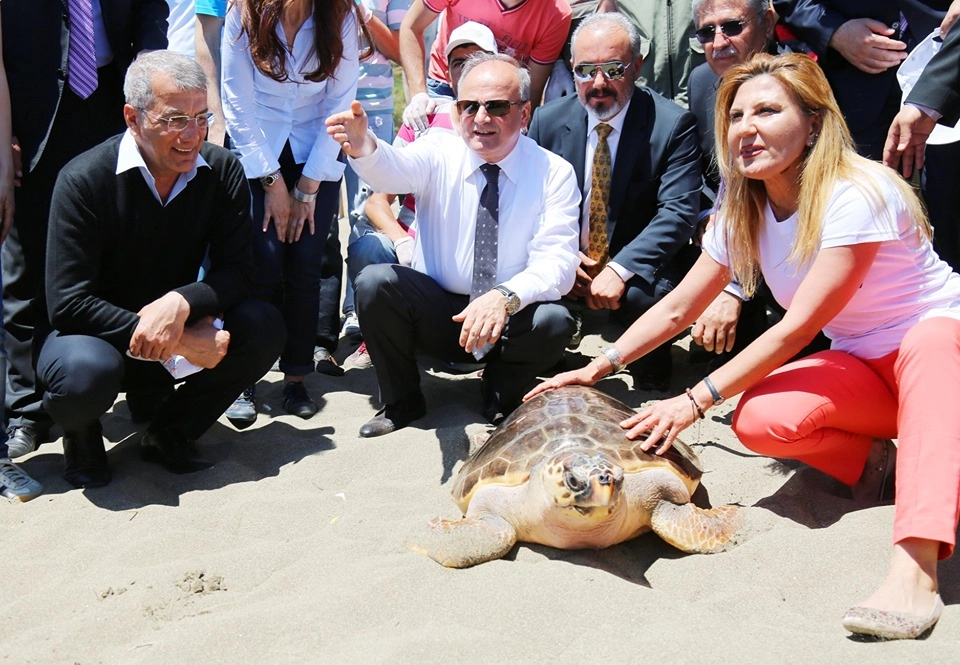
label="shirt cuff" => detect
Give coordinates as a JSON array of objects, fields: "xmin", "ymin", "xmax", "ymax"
[
  {"xmin": 608, "ymin": 261, "xmax": 633, "ymax": 283},
  {"xmin": 906, "ymin": 102, "xmax": 942, "ymax": 122}
]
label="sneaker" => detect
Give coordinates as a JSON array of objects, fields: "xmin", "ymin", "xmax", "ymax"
[
  {"xmin": 225, "ymin": 386, "xmax": 257, "ymax": 428},
  {"xmin": 0, "ymin": 458, "xmax": 43, "ymax": 502},
  {"xmin": 342, "ymin": 312, "xmax": 361, "ymax": 339},
  {"xmin": 345, "ymin": 342, "xmax": 373, "ymax": 368},
  {"xmin": 282, "ymin": 381, "xmax": 319, "ymax": 419},
  {"xmin": 314, "ymin": 347, "xmax": 345, "ymax": 376}
]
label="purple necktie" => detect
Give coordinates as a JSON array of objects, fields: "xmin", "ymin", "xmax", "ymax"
[{"xmin": 67, "ymin": 0, "xmax": 98, "ymax": 99}]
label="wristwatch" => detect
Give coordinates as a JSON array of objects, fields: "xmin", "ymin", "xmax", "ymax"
[
  {"xmin": 259, "ymin": 170, "xmax": 283, "ymax": 188},
  {"xmin": 492, "ymin": 285, "xmax": 521, "ymax": 315}
]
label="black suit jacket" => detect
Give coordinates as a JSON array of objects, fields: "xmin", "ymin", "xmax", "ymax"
[
  {"xmin": 906, "ymin": 21, "xmax": 960, "ymax": 124},
  {"xmin": 527, "ymin": 87, "xmax": 702, "ymax": 286},
  {"xmin": 1, "ymin": 0, "xmax": 168, "ymax": 170},
  {"xmin": 777, "ymin": 0, "xmax": 948, "ymax": 155}
]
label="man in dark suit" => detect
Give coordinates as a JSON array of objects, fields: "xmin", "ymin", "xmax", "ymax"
[
  {"xmin": 1, "ymin": 0, "xmax": 168, "ymax": 459},
  {"xmin": 528, "ymin": 11, "xmax": 701, "ymax": 391}
]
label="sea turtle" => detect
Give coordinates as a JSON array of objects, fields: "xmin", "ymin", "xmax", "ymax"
[{"xmin": 414, "ymin": 385, "xmax": 743, "ymax": 568}]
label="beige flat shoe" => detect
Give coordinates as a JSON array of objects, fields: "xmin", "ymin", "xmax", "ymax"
[{"xmin": 842, "ymin": 594, "xmax": 944, "ymax": 640}]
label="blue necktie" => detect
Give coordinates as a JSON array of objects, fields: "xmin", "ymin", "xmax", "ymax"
[{"xmin": 67, "ymin": 0, "xmax": 98, "ymax": 99}]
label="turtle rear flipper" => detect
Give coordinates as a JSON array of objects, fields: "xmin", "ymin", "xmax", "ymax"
[
  {"xmin": 650, "ymin": 501, "xmax": 743, "ymax": 554},
  {"xmin": 410, "ymin": 514, "xmax": 517, "ymax": 568}
]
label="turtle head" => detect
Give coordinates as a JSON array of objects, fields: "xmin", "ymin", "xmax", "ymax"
[{"xmin": 542, "ymin": 450, "xmax": 625, "ymax": 516}]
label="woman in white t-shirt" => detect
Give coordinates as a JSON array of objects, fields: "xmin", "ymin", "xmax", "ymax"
[{"xmin": 527, "ymin": 53, "xmax": 959, "ymax": 640}]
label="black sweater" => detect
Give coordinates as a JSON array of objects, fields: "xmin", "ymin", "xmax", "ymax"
[{"xmin": 46, "ymin": 135, "xmax": 254, "ymax": 351}]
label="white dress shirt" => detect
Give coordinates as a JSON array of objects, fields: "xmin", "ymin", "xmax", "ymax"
[
  {"xmin": 221, "ymin": 5, "xmax": 359, "ymax": 182},
  {"xmin": 582, "ymin": 99, "xmax": 633, "ymax": 282},
  {"xmin": 350, "ymin": 132, "xmax": 582, "ymax": 309},
  {"xmin": 115, "ymin": 130, "xmax": 209, "ymax": 205}
]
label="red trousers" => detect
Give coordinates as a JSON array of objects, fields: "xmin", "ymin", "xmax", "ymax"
[{"xmin": 733, "ymin": 317, "xmax": 960, "ymax": 559}]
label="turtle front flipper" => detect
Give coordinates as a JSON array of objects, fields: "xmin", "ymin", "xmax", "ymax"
[
  {"xmin": 650, "ymin": 501, "xmax": 744, "ymax": 554},
  {"xmin": 410, "ymin": 514, "xmax": 517, "ymax": 568}
]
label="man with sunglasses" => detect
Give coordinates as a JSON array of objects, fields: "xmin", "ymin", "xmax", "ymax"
[
  {"xmin": 528, "ymin": 12, "xmax": 702, "ymax": 392},
  {"xmin": 34, "ymin": 51, "xmax": 284, "ymax": 488},
  {"xmin": 327, "ymin": 53, "xmax": 581, "ymax": 436}
]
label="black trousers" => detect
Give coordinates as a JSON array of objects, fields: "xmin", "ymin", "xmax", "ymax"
[
  {"xmin": 36, "ymin": 300, "xmax": 284, "ymax": 440},
  {"xmin": 3, "ymin": 68, "xmax": 126, "ymax": 433},
  {"xmin": 354, "ymin": 264, "xmax": 575, "ymax": 410}
]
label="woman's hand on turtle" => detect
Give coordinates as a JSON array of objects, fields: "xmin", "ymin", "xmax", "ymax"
[
  {"xmin": 523, "ymin": 366, "xmax": 599, "ymax": 402},
  {"xmin": 621, "ymin": 393, "xmax": 698, "ymax": 454}
]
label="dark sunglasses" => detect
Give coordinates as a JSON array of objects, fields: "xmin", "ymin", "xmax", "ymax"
[
  {"xmin": 572, "ymin": 60, "xmax": 628, "ymax": 81},
  {"xmin": 695, "ymin": 19, "xmax": 748, "ymax": 44},
  {"xmin": 455, "ymin": 99, "xmax": 524, "ymax": 117}
]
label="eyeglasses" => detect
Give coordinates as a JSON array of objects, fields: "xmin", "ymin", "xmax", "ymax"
[
  {"xmin": 572, "ymin": 61, "xmax": 628, "ymax": 81},
  {"xmin": 695, "ymin": 19, "xmax": 749, "ymax": 44},
  {"xmin": 455, "ymin": 99, "xmax": 524, "ymax": 117},
  {"xmin": 142, "ymin": 110, "xmax": 215, "ymax": 132}
]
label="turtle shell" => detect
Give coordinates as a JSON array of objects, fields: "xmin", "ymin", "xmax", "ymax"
[{"xmin": 452, "ymin": 385, "xmax": 704, "ymax": 512}]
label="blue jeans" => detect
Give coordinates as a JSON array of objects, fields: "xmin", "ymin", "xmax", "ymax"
[
  {"xmin": 346, "ymin": 231, "xmax": 397, "ymax": 292},
  {"xmin": 426, "ymin": 77, "xmax": 455, "ymax": 100},
  {"xmin": 250, "ymin": 151, "xmax": 338, "ymax": 376},
  {"xmin": 342, "ymin": 109, "xmax": 394, "ymax": 316}
]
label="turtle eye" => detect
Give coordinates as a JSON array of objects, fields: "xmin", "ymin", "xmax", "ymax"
[{"xmin": 563, "ymin": 471, "xmax": 584, "ymax": 492}]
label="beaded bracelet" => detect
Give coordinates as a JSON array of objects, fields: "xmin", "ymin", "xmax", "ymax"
[{"xmin": 685, "ymin": 388, "xmax": 706, "ymax": 420}]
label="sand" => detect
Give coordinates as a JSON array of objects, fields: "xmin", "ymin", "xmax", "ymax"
[{"xmin": 2, "ymin": 320, "xmax": 958, "ymax": 664}]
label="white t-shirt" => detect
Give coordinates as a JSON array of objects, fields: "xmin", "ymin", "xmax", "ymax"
[{"xmin": 703, "ymin": 173, "xmax": 960, "ymax": 359}]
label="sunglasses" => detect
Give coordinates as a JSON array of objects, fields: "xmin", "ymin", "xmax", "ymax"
[
  {"xmin": 455, "ymin": 99, "xmax": 524, "ymax": 117},
  {"xmin": 572, "ymin": 61, "xmax": 628, "ymax": 81},
  {"xmin": 695, "ymin": 19, "xmax": 749, "ymax": 44}
]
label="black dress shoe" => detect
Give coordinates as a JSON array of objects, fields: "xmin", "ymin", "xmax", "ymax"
[
  {"xmin": 63, "ymin": 422, "xmax": 111, "ymax": 488},
  {"xmin": 141, "ymin": 425, "xmax": 213, "ymax": 474},
  {"xmin": 6, "ymin": 425, "xmax": 41, "ymax": 459},
  {"xmin": 359, "ymin": 393, "xmax": 426, "ymax": 438}
]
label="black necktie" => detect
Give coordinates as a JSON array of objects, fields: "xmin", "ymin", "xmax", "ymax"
[{"xmin": 470, "ymin": 163, "xmax": 501, "ymax": 299}]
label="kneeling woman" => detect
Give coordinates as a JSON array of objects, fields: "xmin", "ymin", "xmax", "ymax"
[{"xmin": 528, "ymin": 52, "xmax": 959, "ymax": 640}]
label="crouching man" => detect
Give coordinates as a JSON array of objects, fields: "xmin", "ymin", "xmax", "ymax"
[{"xmin": 39, "ymin": 51, "xmax": 285, "ymax": 488}]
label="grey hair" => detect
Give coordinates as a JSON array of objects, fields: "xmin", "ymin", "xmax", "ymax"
[
  {"xmin": 571, "ymin": 12, "xmax": 644, "ymax": 61},
  {"xmin": 692, "ymin": 0, "xmax": 771, "ymax": 24},
  {"xmin": 123, "ymin": 50, "xmax": 207, "ymax": 110},
  {"xmin": 458, "ymin": 52, "xmax": 531, "ymax": 102}
]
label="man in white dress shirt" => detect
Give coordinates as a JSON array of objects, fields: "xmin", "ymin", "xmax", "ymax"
[{"xmin": 327, "ymin": 53, "xmax": 581, "ymax": 437}]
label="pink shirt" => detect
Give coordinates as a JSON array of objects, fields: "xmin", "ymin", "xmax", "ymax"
[{"xmin": 423, "ymin": 0, "xmax": 571, "ymax": 84}]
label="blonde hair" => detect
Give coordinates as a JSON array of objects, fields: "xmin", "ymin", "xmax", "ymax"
[{"xmin": 713, "ymin": 53, "xmax": 931, "ymax": 296}]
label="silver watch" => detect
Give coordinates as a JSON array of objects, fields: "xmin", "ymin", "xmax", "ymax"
[{"xmin": 259, "ymin": 170, "xmax": 283, "ymax": 188}]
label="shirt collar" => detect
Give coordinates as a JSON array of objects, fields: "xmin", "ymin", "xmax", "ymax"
[
  {"xmin": 465, "ymin": 134, "xmax": 526, "ymax": 185},
  {"xmin": 587, "ymin": 96, "xmax": 632, "ymax": 138},
  {"xmin": 116, "ymin": 129, "xmax": 209, "ymax": 204}
]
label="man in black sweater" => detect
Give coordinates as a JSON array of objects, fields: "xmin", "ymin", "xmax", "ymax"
[{"xmin": 37, "ymin": 50, "xmax": 285, "ymax": 488}]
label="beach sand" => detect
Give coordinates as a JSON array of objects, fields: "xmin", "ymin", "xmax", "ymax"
[{"xmin": 3, "ymin": 322, "xmax": 958, "ymax": 664}]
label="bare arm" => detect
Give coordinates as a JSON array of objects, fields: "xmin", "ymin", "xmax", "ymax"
[
  {"xmin": 364, "ymin": 13, "xmax": 402, "ymax": 64},
  {"xmin": 399, "ymin": 0, "xmax": 440, "ymax": 97},
  {"xmin": 527, "ymin": 61, "xmax": 553, "ymax": 113},
  {"xmin": 195, "ymin": 14, "xmax": 226, "ymax": 146},
  {"xmin": 364, "ymin": 192, "xmax": 408, "ymax": 242},
  {"xmin": 624, "ymin": 242, "xmax": 881, "ymax": 454}
]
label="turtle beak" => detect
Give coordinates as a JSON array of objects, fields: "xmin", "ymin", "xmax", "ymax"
[{"xmin": 588, "ymin": 475, "xmax": 617, "ymax": 506}]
